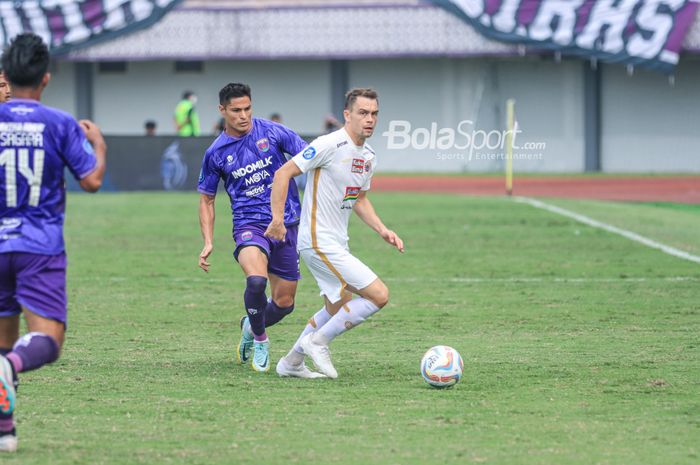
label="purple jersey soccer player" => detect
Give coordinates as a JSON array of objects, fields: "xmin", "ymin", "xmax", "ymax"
[
  {"xmin": 198, "ymin": 83, "xmax": 322, "ymax": 377},
  {"xmin": 0, "ymin": 33, "xmax": 107, "ymax": 453}
]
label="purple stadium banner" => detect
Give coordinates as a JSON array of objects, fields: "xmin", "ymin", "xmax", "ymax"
[
  {"xmin": 429, "ymin": 0, "xmax": 699, "ymax": 72},
  {"xmin": 0, "ymin": 0, "xmax": 182, "ymax": 55}
]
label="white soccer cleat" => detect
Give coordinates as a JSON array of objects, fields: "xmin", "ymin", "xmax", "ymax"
[
  {"xmin": 0, "ymin": 433, "xmax": 17, "ymax": 453},
  {"xmin": 299, "ymin": 334, "xmax": 338, "ymax": 379},
  {"xmin": 275, "ymin": 356, "xmax": 327, "ymax": 379}
]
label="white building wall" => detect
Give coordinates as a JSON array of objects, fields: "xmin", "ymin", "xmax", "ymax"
[
  {"xmin": 601, "ymin": 58, "xmax": 700, "ymax": 173},
  {"xmin": 44, "ymin": 56, "xmax": 700, "ymax": 173},
  {"xmin": 87, "ymin": 60, "xmax": 330, "ymax": 136},
  {"xmin": 42, "ymin": 62, "xmax": 77, "ymax": 116},
  {"xmin": 350, "ymin": 58, "xmax": 584, "ymax": 172}
]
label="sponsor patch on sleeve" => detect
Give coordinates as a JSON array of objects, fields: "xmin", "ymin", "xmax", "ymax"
[
  {"xmin": 343, "ymin": 186, "xmax": 361, "ymax": 202},
  {"xmin": 302, "ymin": 146, "xmax": 317, "ymax": 160},
  {"xmin": 82, "ymin": 139, "xmax": 95, "ymax": 155}
]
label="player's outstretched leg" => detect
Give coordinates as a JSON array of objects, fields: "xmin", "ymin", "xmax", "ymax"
[
  {"xmin": 304, "ymin": 280, "xmax": 389, "ymax": 378},
  {"xmin": 243, "ymin": 275, "xmax": 272, "ymax": 372}
]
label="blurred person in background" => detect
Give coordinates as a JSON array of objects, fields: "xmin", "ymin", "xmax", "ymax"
[
  {"xmin": 174, "ymin": 90, "xmax": 200, "ymax": 137},
  {"xmin": 144, "ymin": 120, "xmax": 157, "ymax": 136}
]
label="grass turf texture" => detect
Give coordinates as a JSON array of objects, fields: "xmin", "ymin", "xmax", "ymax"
[{"xmin": 5, "ymin": 192, "xmax": 699, "ymax": 464}]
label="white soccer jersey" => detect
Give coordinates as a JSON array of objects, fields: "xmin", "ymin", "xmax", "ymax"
[{"xmin": 292, "ymin": 127, "xmax": 376, "ymax": 251}]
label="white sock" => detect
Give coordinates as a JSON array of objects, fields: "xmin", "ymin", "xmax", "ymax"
[
  {"xmin": 313, "ymin": 298, "xmax": 380, "ymax": 345},
  {"xmin": 288, "ymin": 306, "xmax": 333, "ymax": 363}
]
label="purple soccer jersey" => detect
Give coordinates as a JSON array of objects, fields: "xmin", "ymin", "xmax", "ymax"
[
  {"xmin": 0, "ymin": 99, "xmax": 97, "ymax": 255},
  {"xmin": 198, "ymin": 118, "xmax": 306, "ymax": 230}
]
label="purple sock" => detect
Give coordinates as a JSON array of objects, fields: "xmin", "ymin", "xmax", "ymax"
[
  {"xmin": 0, "ymin": 418, "xmax": 13, "ymax": 434},
  {"xmin": 244, "ymin": 276, "xmax": 268, "ymax": 340},
  {"xmin": 7, "ymin": 332, "xmax": 59, "ymax": 374},
  {"xmin": 264, "ymin": 300, "xmax": 294, "ymax": 328}
]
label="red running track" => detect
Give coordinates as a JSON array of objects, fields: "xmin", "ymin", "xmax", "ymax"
[{"xmin": 371, "ymin": 176, "xmax": 700, "ymax": 204}]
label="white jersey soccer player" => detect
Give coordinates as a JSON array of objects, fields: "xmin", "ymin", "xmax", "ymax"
[{"xmin": 265, "ymin": 88, "xmax": 404, "ymax": 379}]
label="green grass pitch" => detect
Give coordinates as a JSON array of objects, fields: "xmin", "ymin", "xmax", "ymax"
[{"xmin": 4, "ymin": 192, "xmax": 699, "ymax": 464}]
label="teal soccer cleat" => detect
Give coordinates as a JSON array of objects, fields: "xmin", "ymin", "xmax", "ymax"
[
  {"xmin": 251, "ymin": 339, "xmax": 270, "ymax": 373},
  {"xmin": 237, "ymin": 316, "xmax": 254, "ymax": 364}
]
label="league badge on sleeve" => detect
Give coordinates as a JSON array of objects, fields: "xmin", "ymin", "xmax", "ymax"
[
  {"xmin": 302, "ymin": 147, "xmax": 316, "ymax": 160},
  {"xmin": 82, "ymin": 139, "xmax": 95, "ymax": 155},
  {"xmin": 256, "ymin": 138, "xmax": 270, "ymax": 153}
]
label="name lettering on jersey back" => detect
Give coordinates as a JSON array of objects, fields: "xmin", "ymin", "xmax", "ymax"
[
  {"xmin": 0, "ymin": 122, "xmax": 45, "ymax": 148},
  {"xmin": 231, "ymin": 155, "xmax": 272, "ymax": 180}
]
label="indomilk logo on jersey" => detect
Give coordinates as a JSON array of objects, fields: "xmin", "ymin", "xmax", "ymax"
[{"xmin": 231, "ymin": 156, "xmax": 272, "ymax": 180}]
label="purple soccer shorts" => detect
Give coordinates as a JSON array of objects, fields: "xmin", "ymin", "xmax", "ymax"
[
  {"xmin": 233, "ymin": 224, "xmax": 301, "ymax": 281},
  {"xmin": 0, "ymin": 252, "xmax": 68, "ymax": 324}
]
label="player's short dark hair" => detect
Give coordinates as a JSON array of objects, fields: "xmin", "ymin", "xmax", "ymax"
[
  {"xmin": 145, "ymin": 120, "xmax": 157, "ymax": 129},
  {"xmin": 1, "ymin": 33, "xmax": 50, "ymax": 88},
  {"xmin": 182, "ymin": 90, "xmax": 194, "ymax": 100},
  {"xmin": 344, "ymin": 88, "xmax": 378, "ymax": 110},
  {"xmin": 219, "ymin": 83, "xmax": 251, "ymax": 105}
]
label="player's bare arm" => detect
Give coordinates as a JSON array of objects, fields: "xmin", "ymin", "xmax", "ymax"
[
  {"xmin": 198, "ymin": 193, "xmax": 216, "ymax": 272},
  {"xmin": 353, "ymin": 191, "xmax": 404, "ymax": 253},
  {"xmin": 78, "ymin": 120, "xmax": 107, "ymax": 193},
  {"xmin": 264, "ymin": 160, "xmax": 302, "ymax": 241}
]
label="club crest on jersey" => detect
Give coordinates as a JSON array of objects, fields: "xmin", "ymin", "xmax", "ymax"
[
  {"xmin": 241, "ymin": 231, "xmax": 253, "ymax": 241},
  {"xmin": 302, "ymin": 147, "xmax": 316, "ymax": 160},
  {"xmin": 365, "ymin": 160, "xmax": 371, "ymax": 172},
  {"xmin": 343, "ymin": 186, "xmax": 361, "ymax": 202},
  {"xmin": 351, "ymin": 158, "xmax": 365, "ymax": 174},
  {"xmin": 256, "ymin": 138, "xmax": 270, "ymax": 152}
]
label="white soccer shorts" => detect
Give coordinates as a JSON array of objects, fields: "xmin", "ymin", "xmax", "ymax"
[{"xmin": 299, "ymin": 246, "xmax": 378, "ymax": 303}]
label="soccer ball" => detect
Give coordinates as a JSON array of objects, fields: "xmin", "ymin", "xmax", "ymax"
[{"xmin": 420, "ymin": 345, "xmax": 463, "ymax": 388}]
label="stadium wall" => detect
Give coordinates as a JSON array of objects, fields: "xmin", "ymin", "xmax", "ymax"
[{"xmin": 43, "ymin": 57, "xmax": 699, "ymax": 174}]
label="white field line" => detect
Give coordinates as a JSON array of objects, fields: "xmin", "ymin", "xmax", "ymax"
[
  {"xmin": 386, "ymin": 277, "xmax": 698, "ymax": 283},
  {"xmin": 515, "ymin": 197, "xmax": 700, "ymax": 265}
]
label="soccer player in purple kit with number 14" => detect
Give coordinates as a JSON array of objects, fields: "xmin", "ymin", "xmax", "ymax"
[
  {"xmin": 0, "ymin": 33, "xmax": 107, "ymax": 453},
  {"xmin": 198, "ymin": 83, "xmax": 323, "ymax": 376}
]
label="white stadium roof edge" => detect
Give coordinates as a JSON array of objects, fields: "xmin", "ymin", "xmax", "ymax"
[{"xmin": 64, "ymin": 0, "xmax": 700, "ymax": 61}]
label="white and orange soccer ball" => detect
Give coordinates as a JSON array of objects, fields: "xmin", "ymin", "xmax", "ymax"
[{"xmin": 420, "ymin": 345, "xmax": 464, "ymax": 388}]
